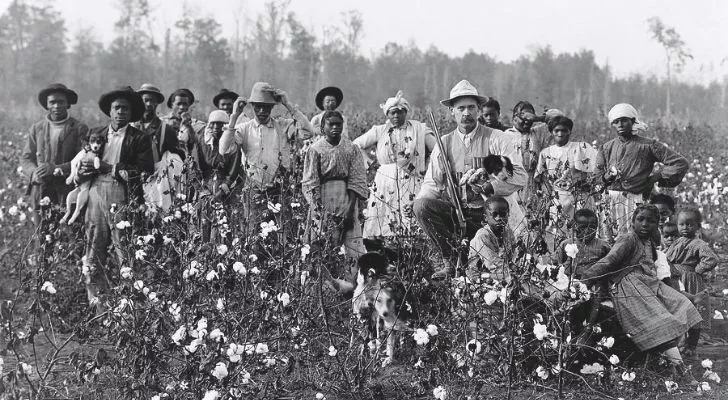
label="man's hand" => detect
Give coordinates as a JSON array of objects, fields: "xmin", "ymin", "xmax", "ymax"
[
  {"xmin": 231, "ymin": 97, "xmax": 247, "ymax": 119},
  {"xmin": 181, "ymin": 112, "xmax": 192, "ymax": 127},
  {"xmin": 274, "ymin": 89, "xmax": 290, "ymax": 108},
  {"xmin": 642, "ymin": 174, "xmax": 661, "ymax": 195},
  {"xmin": 33, "ymin": 164, "xmax": 55, "ymax": 182}
]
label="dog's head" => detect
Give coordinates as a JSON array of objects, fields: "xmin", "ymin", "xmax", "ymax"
[
  {"xmin": 482, "ymin": 154, "xmax": 514, "ymax": 181},
  {"xmin": 87, "ymin": 131, "xmax": 107, "ymax": 154}
]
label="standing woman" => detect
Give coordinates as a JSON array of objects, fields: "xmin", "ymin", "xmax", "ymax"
[
  {"xmin": 303, "ymin": 111, "xmax": 368, "ymax": 258},
  {"xmin": 353, "ymin": 91, "xmax": 435, "ymax": 238}
]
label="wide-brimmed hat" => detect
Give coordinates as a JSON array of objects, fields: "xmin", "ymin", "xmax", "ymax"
[
  {"xmin": 248, "ymin": 82, "xmax": 278, "ymax": 105},
  {"xmin": 137, "ymin": 83, "xmax": 165, "ymax": 104},
  {"xmin": 38, "ymin": 83, "xmax": 78, "ymax": 109},
  {"xmin": 212, "ymin": 88, "xmax": 239, "ymax": 107},
  {"xmin": 315, "ymin": 86, "xmax": 343, "ymax": 111},
  {"xmin": 167, "ymin": 88, "xmax": 195, "ymax": 108},
  {"xmin": 98, "ymin": 86, "xmax": 145, "ymax": 122},
  {"xmin": 440, "ymin": 80, "xmax": 488, "ymax": 107}
]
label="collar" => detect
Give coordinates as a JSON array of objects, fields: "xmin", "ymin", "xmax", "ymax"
[
  {"xmin": 457, "ymin": 122, "xmax": 480, "ymax": 139},
  {"xmin": 617, "ymin": 133, "xmax": 635, "ymax": 143},
  {"xmin": 254, "ymin": 118, "xmax": 274, "ymax": 128},
  {"xmin": 108, "ymin": 123, "xmax": 129, "ymax": 136},
  {"xmin": 47, "ymin": 115, "xmax": 70, "ymax": 126}
]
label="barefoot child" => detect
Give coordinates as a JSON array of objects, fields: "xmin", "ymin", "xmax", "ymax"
[
  {"xmin": 664, "ymin": 208, "xmax": 718, "ymax": 357},
  {"xmin": 581, "ymin": 204, "xmax": 701, "ymax": 379}
]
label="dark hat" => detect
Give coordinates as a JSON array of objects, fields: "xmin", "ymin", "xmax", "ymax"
[
  {"xmin": 167, "ymin": 88, "xmax": 195, "ymax": 108},
  {"xmin": 213, "ymin": 88, "xmax": 239, "ymax": 107},
  {"xmin": 315, "ymin": 86, "xmax": 343, "ymax": 111},
  {"xmin": 38, "ymin": 83, "xmax": 78, "ymax": 109},
  {"xmin": 98, "ymin": 86, "xmax": 145, "ymax": 122},
  {"xmin": 137, "ymin": 83, "xmax": 165, "ymax": 104}
]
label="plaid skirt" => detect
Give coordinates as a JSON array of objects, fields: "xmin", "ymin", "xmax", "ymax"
[
  {"xmin": 612, "ymin": 271, "xmax": 702, "ymax": 350},
  {"xmin": 306, "ymin": 180, "xmax": 366, "ymax": 258},
  {"xmin": 673, "ymin": 265, "xmax": 712, "ymax": 329}
]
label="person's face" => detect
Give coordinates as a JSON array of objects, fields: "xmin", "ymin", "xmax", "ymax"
[
  {"xmin": 451, "ymin": 97, "xmax": 480, "ymax": 132},
  {"xmin": 323, "ymin": 115, "xmax": 344, "ymax": 144},
  {"xmin": 323, "ymin": 95, "xmax": 338, "ymax": 111},
  {"xmin": 653, "ymin": 203, "xmax": 673, "ymax": 228},
  {"xmin": 485, "ymin": 201, "xmax": 509, "ymax": 236},
  {"xmin": 252, "ymin": 103, "xmax": 274, "ymax": 123},
  {"xmin": 209, "ymin": 121, "xmax": 225, "ymax": 137},
  {"xmin": 482, "ymin": 106, "xmax": 500, "ymax": 128},
  {"xmin": 662, "ymin": 225, "xmax": 678, "ymax": 248},
  {"xmin": 171, "ymin": 95, "xmax": 191, "ymax": 117},
  {"xmin": 632, "ymin": 210, "xmax": 658, "ymax": 239},
  {"xmin": 110, "ymin": 98, "xmax": 131, "ymax": 128},
  {"xmin": 552, "ymin": 124, "xmax": 571, "ymax": 146},
  {"xmin": 387, "ymin": 108, "xmax": 407, "ymax": 128},
  {"xmin": 46, "ymin": 92, "xmax": 69, "ymax": 121},
  {"xmin": 574, "ymin": 215, "xmax": 598, "ymax": 243},
  {"xmin": 611, "ymin": 117, "xmax": 634, "ymax": 136},
  {"xmin": 677, "ymin": 212, "xmax": 700, "ymax": 239},
  {"xmin": 513, "ymin": 110, "xmax": 536, "ymax": 133},
  {"xmin": 218, "ymin": 98, "xmax": 234, "ymax": 114},
  {"xmin": 141, "ymin": 93, "xmax": 159, "ymax": 114}
]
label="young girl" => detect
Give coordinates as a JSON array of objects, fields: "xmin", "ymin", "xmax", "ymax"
[
  {"xmin": 581, "ymin": 204, "xmax": 701, "ymax": 378},
  {"xmin": 664, "ymin": 208, "xmax": 718, "ymax": 357}
]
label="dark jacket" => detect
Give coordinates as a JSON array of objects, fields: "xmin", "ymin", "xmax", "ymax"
[
  {"xmin": 131, "ymin": 116, "xmax": 186, "ymax": 162},
  {"xmin": 198, "ymin": 138, "xmax": 244, "ymax": 194},
  {"xmin": 82, "ymin": 124, "xmax": 155, "ymax": 203},
  {"xmin": 21, "ymin": 116, "xmax": 88, "ymax": 208}
]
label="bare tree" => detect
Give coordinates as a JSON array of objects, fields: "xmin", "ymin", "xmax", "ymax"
[{"xmin": 647, "ymin": 17, "xmax": 692, "ymax": 118}]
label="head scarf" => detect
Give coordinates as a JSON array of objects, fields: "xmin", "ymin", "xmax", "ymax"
[
  {"xmin": 207, "ymin": 110, "xmax": 230, "ymax": 124},
  {"xmin": 379, "ymin": 90, "xmax": 411, "ymax": 116},
  {"xmin": 608, "ymin": 103, "xmax": 648, "ymax": 131}
]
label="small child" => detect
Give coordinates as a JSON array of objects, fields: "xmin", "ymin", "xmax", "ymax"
[
  {"xmin": 649, "ymin": 193, "xmax": 676, "ymax": 230},
  {"xmin": 582, "ymin": 204, "xmax": 701, "ymax": 381},
  {"xmin": 556, "ymin": 209, "xmax": 611, "ymax": 278},
  {"xmin": 661, "ymin": 221, "xmax": 679, "ymax": 250},
  {"xmin": 664, "ymin": 208, "xmax": 718, "ymax": 357},
  {"xmin": 466, "ymin": 196, "xmax": 515, "ymax": 283}
]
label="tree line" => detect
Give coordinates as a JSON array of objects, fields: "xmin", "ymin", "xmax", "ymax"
[{"xmin": 0, "ymin": 0, "xmax": 726, "ymax": 125}]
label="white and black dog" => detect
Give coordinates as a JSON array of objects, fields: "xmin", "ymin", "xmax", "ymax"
[
  {"xmin": 60, "ymin": 131, "xmax": 106, "ymax": 224},
  {"xmin": 352, "ymin": 252, "xmax": 415, "ymax": 364}
]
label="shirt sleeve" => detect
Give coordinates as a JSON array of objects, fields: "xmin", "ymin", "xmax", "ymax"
[
  {"xmin": 301, "ymin": 147, "xmax": 321, "ymax": 204},
  {"xmin": 21, "ymin": 124, "xmax": 38, "ymax": 180},
  {"xmin": 593, "ymin": 144, "xmax": 608, "ymax": 183},
  {"xmin": 694, "ymin": 240, "xmax": 719, "ymax": 275},
  {"xmin": 535, "ymin": 148, "xmax": 547, "ymax": 177},
  {"xmin": 466, "ymin": 232, "xmax": 487, "ymax": 282},
  {"xmin": 581, "ymin": 234, "xmax": 637, "ymax": 282},
  {"xmin": 284, "ymin": 108, "xmax": 314, "ymax": 141},
  {"xmin": 219, "ymin": 124, "xmax": 244, "ymax": 155},
  {"xmin": 352, "ymin": 125, "xmax": 380, "ymax": 167},
  {"xmin": 651, "ymin": 140, "xmax": 689, "ymax": 187},
  {"xmin": 416, "ymin": 146, "xmax": 444, "ymax": 200},
  {"xmin": 347, "ymin": 145, "xmax": 369, "ymax": 200}
]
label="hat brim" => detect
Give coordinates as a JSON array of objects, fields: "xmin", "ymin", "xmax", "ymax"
[
  {"xmin": 213, "ymin": 91, "xmax": 239, "ymax": 107},
  {"xmin": 167, "ymin": 89, "xmax": 195, "ymax": 108},
  {"xmin": 315, "ymin": 86, "xmax": 343, "ymax": 111},
  {"xmin": 99, "ymin": 90, "xmax": 145, "ymax": 122},
  {"xmin": 440, "ymin": 94, "xmax": 488, "ymax": 108},
  {"xmin": 137, "ymin": 90, "xmax": 165, "ymax": 105},
  {"xmin": 38, "ymin": 88, "xmax": 78, "ymax": 109}
]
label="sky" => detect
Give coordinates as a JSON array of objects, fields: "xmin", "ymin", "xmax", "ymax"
[{"xmin": 3, "ymin": 0, "xmax": 727, "ymax": 85}]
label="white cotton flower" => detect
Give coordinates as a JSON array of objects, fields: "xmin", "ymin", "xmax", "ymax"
[
  {"xmin": 240, "ymin": 369, "xmax": 252, "ymax": 384},
  {"xmin": 216, "ymin": 244, "xmax": 228, "ymax": 255},
  {"xmin": 328, "ymin": 345, "xmax": 337, "ymax": 357},
  {"xmin": 580, "ymin": 362, "xmax": 605, "ymax": 375},
  {"xmin": 168, "ymin": 303, "xmax": 181, "ymax": 321},
  {"xmin": 413, "ymin": 328, "xmax": 430, "ymax": 346},
  {"xmin": 142, "ymin": 287, "xmax": 150, "ymax": 295},
  {"xmin": 20, "ymin": 362, "xmax": 33, "ymax": 376},
  {"xmin": 564, "ymin": 243, "xmax": 579, "ymax": 258},
  {"xmin": 248, "ymin": 254, "xmax": 258, "ymax": 262},
  {"xmin": 701, "ymin": 359, "xmax": 713, "ymax": 369},
  {"xmin": 598, "ymin": 336, "xmax": 615, "ymax": 349},
  {"xmin": 143, "ymin": 234, "xmax": 155, "ymax": 244},
  {"xmin": 277, "ymin": 293, "xmax": 291, "ymax": 307},
  {"xmin": 536, "ymin": 366, "xmax": 549, "ymax": 380},
  {"xmin": 315, "ymin": 393, "xmax": 325, "ymax": 400},
  {"xmin": 433, "ymin": 385, "xmax": 447, "ymax": 400},
  {"xmin": 209, "ymin": 328, "xmax": 226, "ymax": 343},
  {"xmin": 174, "ymin": 210, "xmax": 182, "ymax": 219},
  {"xmin": 338, "ymin": 245, "xmax": 346, "ymax": 255},
  {"xmin": 609, "ymin": 354, "xmax": 620, "ymax": 365},
  {"xmin": 426, "ymin": 324, "xmax": 439, "ymax": 336},
  {"xmin": 483, "ymin": 290, "xmax": 498, "ymax": 305},
  {"xmin": 414, "ymin": 358, "xmax": 425, "ymax": 369},
  {"xmin": 7, "ymin": 205, "xmax": 18, "ymax": 216},
  {"xmin": 263, "ymin": 357, "xmax": 276, "ymax": 367},
  {"xmin": 533, "ymin": 322, "xmax": 549, "ymax": 340},
  {"xmin": 206, "ymin": 270, "xmax": 219, "ymax": 281},
  {"xmin": 147, "ymin": 292, "xmax": 157, "ymax": 302},
  {"xmin": 697, "ymin": 382, "xmax": 711, "ymax": 392},
  {"xmin": 250, "ymin": 266, "xmax": 261, "ymax": 275},
  {"xmin": 665, "ymin": 380, "xmax": 679, "ymax": 393},
  {"xmin": 255, "ymin": 343, "xmax": 269, "ymax": 354},
  {"xmin": 18, "ymin": 212, "xmax": 26, "ymax": 222},
  {"xmin": 171, "ymin": 326, "xmax": 186, "ymax": 345},
  {"xmin": 266, "ymin": 201, "xmax": 281, "ymax": 213},
  {"xmin": 135, "ymin": 249, "xmax": 147, "ymax": 261},
  {"xmin": 466, "ymin": 339, "xmax": 482, "ymax": 357},
  {"xmin": 41, "ymin": 281, "xmax": 56, "ymax": 294},
  {"xmin": 300, "ymin": 244, "xmax": 311, "ymax": 261},
  {"xmin": 120, "ymin": 266, "xmax": 133, "ymax": 279},
  {"xmin": 713, "ymin": 310, "xmax": 724, "ymax": 320},
  {"xmin": 115, "ymin": 220, "xmax": 131, "ymax": 230},
  {"xmin": 622, "ymin": 371, "xmax": 636, "ymax": 382},
  {"xmin": 202, "ymin": 389, "xmax": 220, "ymax": 400},
  {"xmin": 163, "ymin": 235, "xmax": 174, "ymax": 245},
  {"xmin": 227, "ymin": 344, "xmax": 244, "ymax": 363},
  {"xmin": 39, "ymin": 196, "xmax": 51, "ymax": 206},
  {"xmin": 216, "ymin": 298, "xmax": 225, "ymax": 311},
  {"xmin": 290, "ymin": 202, "xmax": 301, "ymax": 208},
  {"xmin": 184, "ymin": 337, "xmax": 203, "ymax": 354},
  {"xmin": 162, "ymin": 215, "xmax": 174, "ymax": 223},
  {"xmin": 703, "ymin": 370, "xmax": 721, "ymax": 383},
  {"xmin": 233, "ymin": 261, "xmax": 247, "ymax": 276},
  {"xmin": 260, "ymin": 291, "xmax": 269, "ymax": 300},
  {"xmin": 133, "ymin": 280, "xmax": 145, "ymax": 291}
]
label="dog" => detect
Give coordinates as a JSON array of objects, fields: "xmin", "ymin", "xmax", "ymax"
[
  {"xmin": 352, "ymin": 252, "xmax": 415, "ymax": 364},
  {"xmin": 60, "ymin": 131, "xmax": 106, "ymax": 224}
]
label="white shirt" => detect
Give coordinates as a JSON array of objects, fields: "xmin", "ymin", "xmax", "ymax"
[{"xmin": 104, "ymin": 124, "xmax": 128, "ymax": 165}]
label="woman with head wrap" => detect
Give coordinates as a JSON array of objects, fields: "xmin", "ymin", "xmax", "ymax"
[
  {"xmin": 352, "ymin": 91, "xmax": 436, "ymax": 239},
  {"xmin": 594, "ymin": 103, "xmax": 688, "ymax": 240}
]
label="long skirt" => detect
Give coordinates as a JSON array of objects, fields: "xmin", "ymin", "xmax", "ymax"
[
  {"xmin": 612, "ymin": 271, "xmax": 702, "ymax": 350},
  {"xmin": 673, "ymin": 265, "xmax": 712, "ymax": 329},
  {"xmin": 362, "ymin": 163, "xmax": 422, "ymax": 238},
  {"xmin": 143, "ymin": 151, "xmax": 184, "ymax": 212},
  {"xmin": 307, "ymin": 180, "xmax": 366, "ymax": 258},
  {"xmin": 602, "ymin": 190, "xmax": 644, "ymax": 242}
]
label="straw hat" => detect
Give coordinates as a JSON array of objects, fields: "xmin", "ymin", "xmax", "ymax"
[
  {"xmin": 137, "ymin": 83, "xmax": 165, "ymax": 104},
  {"xmin": 248, "ymin": 82, "xmax": 278, "ymax": 105},
  {"xmin": 440, "ymin": 80, "xmax": 488, "ymax": 107}
]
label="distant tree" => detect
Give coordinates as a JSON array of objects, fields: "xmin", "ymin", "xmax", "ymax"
[
  {"xmin": 286, "ymin": 13, "xmax": 319, "ymax": 104},
  {"xmin": 647, "ymin": 17, "xmax": 692, "ymax": 118}
]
